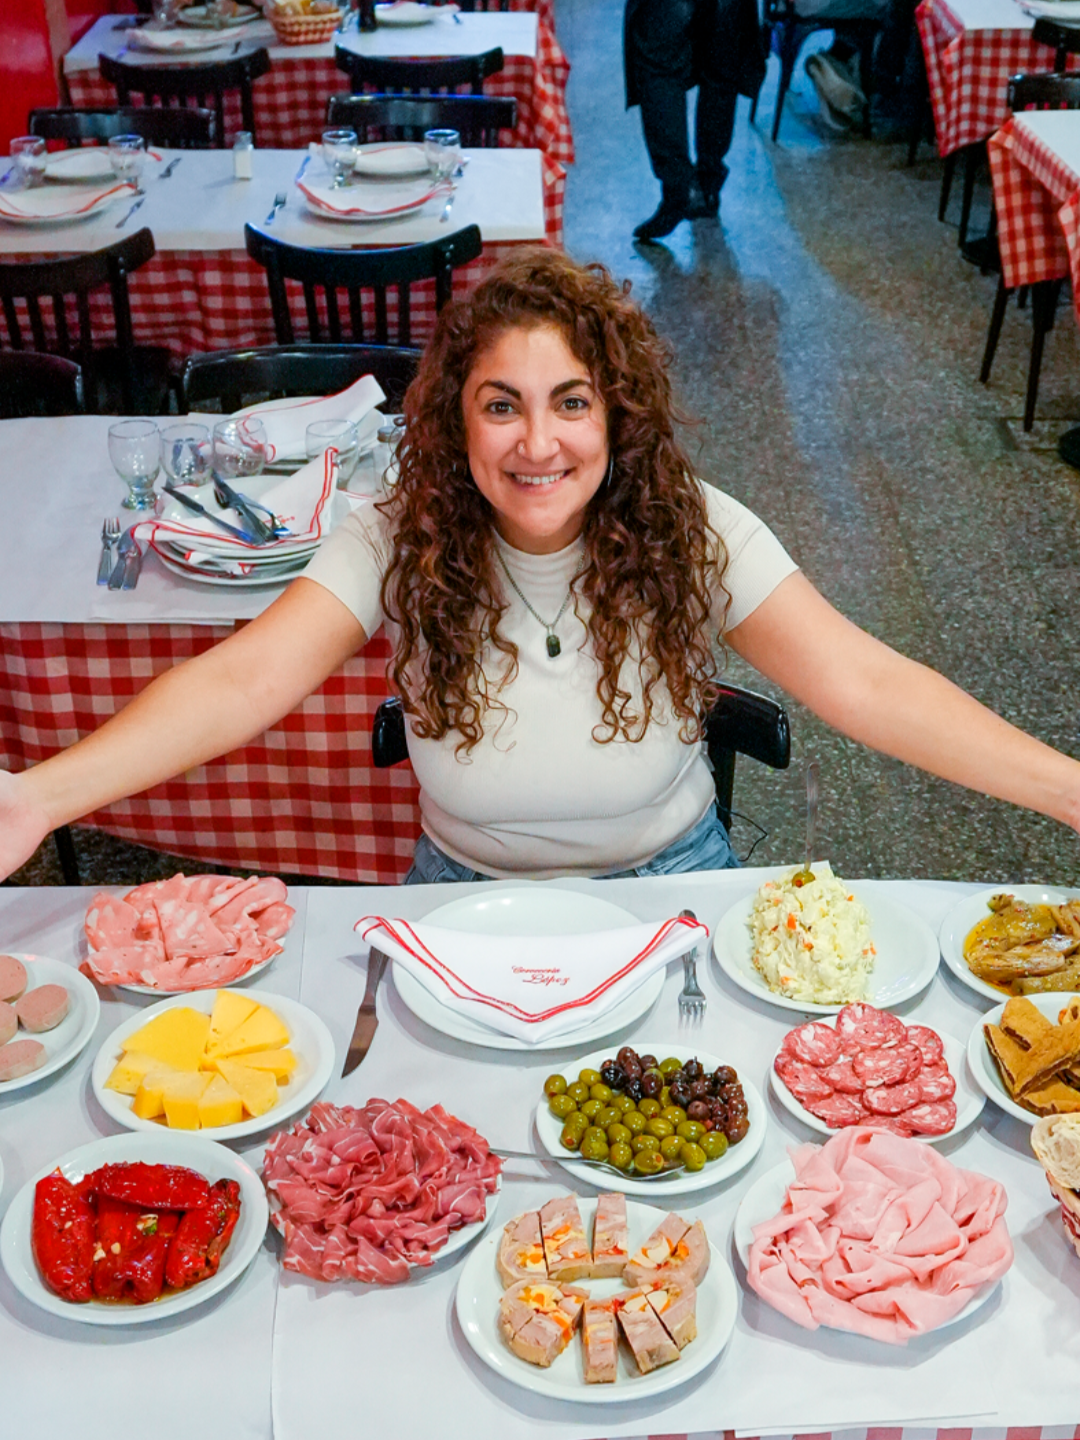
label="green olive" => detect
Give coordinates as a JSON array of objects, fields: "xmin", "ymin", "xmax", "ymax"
[
  {"xmin": 595, "ymin": 1106, "xmax": 621, "ymax": 1129},
  {"xmin": 578, "ymin": 1068, "xmax": 602, "ymax": 1087},
  {"xmin": 659, "ymin": 1085, "xmax": 671, "ymax": 1107},
  {"xmin": 609, "ymin": 1140, "xmax": 634, "ymax": 1171},
  {"xmin": 588, "ymin": 1082, "xmax": 613, "ymax": 1104},
  {"xmin": 623, "ymin": 1109, "xmax": 646, "ymax": 1135},
  {"xmin": 638, "ymin": 1097, "xmax": 661, "ymax": 1119},
  {"xmin": 566, "ymin": 1081, "xmax": 590, "ymax": 1105},
  {"xmin": 661, "ymin": 1106, "xmax": 686, "ymax": 1127},
  {"xmin": 580, "ymin": 1134, "xmax": 610, "ymax": 1162},
  {"xmin": 659, "ymin": 1056, "xmax": 683, "ymax": 1076},
  {"xmin": 612, "ymin": 1093, "xmax": 634, "ymax": 1113},
  {"xmin": 543, "ymin": 1073, "xmax": 568, "ymax": 1096},
  {"xmin": 632, "ymin": 1133, "xmax": 659, "ymax": 1154},
  {"xmin": 548, "ymin": 1093, "xmax": 577, "ymax": 1120},
  {"xmin": 579, "ymin": 1098, "xmax": 603, "ymax": 1120},
  {"xmin": 680, "ymin": 1141, "xmax": 707, "ymax": 1172},
  {"xmin": 660, "ymin": 1134, "xmax": 684, "ymax": 1161},
  {"xmin": 560, "ymin": 1123, "xmax": 583, "ymax": 1151},
  {"xmin": 565, "ymin": 1111, "xmax": 589, "ymax": 1134},
  {"xmin": 583, "ymin": 1124, "xmax": 607, "ymax": 1143},
  {"xmin": 633, "ymin": 1148, "xmax": 666, "ymax": 1175},
  {"xmin": 606, "ymin": 1122, "xmax": 632, "ymax": 1146},
  {"xmin": 645, "ymin": 1116, "xmax": 673, "ymax": 1139},
  {"xmin": 701, "ymin": 1131, "xmax": 729, "ymax": 1161},
  {"xmin": 676, "ymin": 1119, "xmax": 704, "ymax": 1142}
]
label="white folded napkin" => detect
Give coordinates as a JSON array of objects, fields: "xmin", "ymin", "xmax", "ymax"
[
  {"xmin": 298, "ymin": 172, "xmax": 449, "ymax": 220},
  {"xmin": 355, "ymin": 913, "xmax": 709, "ymax": 1045},
  {"xmin": 0, "ymin": 181, "xmax": 136, "ymax": 222},
  {"xmin": 236, "ymin": 373, "xmax": 386, "ymax": 462},
  {"xmin": 127, "ymin": 25, "xmax": 241, "ymax": 50}
]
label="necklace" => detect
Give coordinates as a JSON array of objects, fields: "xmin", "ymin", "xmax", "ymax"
[{"xmin": 495, "ymin": 548, "xmax": 575, "ymax": 659}]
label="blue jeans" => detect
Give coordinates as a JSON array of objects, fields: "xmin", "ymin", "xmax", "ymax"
[{"xmin": 402, "ymin": 804, "xmax": 740, "ymax": 884}]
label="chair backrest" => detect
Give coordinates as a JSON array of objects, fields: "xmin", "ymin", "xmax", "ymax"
[
  {"xmin": 325, "ymin": 92, "xmax": 517, "ymax": 146},
  {"xmin": 1032, "ymin": 18, "xmax": 1080, "ymax": 71},
  {"xmin": 333, "ymin": 46, "xmax": 504, "ymax": 97},
  {"xmin": 0, "ymin": 352, "xmax": 85, "ymax": 418},
  {"xmin": 182, "ymin": 342, "xmax": 421, "ymax": 414},
  {"xmin": 98, "ymin": 48, "xmax": 271, "ymax": 146},
  {"xmin": 1008, "ymin": 70, "xmax": 1080, "ymax": 111},
  {"xmin": 244, "ymin": 222, "xmax": 483, "ymax": 347},
  {"xmin": 0, "ymin": 227, "xmax": 156, "ymax": 414},
  {"xmin": 29, "ymin": 105, "xmax": 216, "ymax": 149},
  {"xmin": 455, "ymin": 0, "xmax": 511, "ymax": 9}
]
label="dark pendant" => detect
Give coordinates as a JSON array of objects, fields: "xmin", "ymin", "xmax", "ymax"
[{"xmin": 546, "ymin": 634, "xmax": 561, "ymax": 659}]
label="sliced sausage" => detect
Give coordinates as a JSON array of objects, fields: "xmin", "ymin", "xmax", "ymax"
[
  {"xmin": 0, "ymin": 1038, "xmax": 47, "ymax": 1081},
  {"xmin": 853, "ymin": 1041, "xmax": 923, "ymax": 1088},
  {"xmin": 0, "ymin": 954, "xmax": 27, "ymax": 1003},
  {"xmin": 904, "ymin": 1100, "xmax": 957, "ymax": 1136},
  {"xmin": 775, "ymin": 1053, "xmax": 835, "ymax": 1104},
  {"xmin": 863, "ymin": 1080, "xmax": 924, "ymax": 1115},
  {"xmin": 784, "ymin": 1021, "xmax": 842, "ymax": 1068},
  {"xmin": 859, "ymin": 1114, "xmax": 915, "ymax": 1138},
  {"xmin": 835, "ymin": 1003, "xmax": 906, "ymax": 1050},
  {"xmin": 16, "ymin": 985, "xmax": 70, "ymax": 1034},
  {"xmin": 917, "ymin": 1064, "xmax": 957, "ymax": 1103},
  {"xmin": 805, "ymin": 1092, "xmax": 865, "ymax": 1128},
  {"xmin": 821, "ymin": 1056, "xmax": 864, "ymax": 1092},
  {"xmin": 904, "ymin": 1025, "xmax": 945, "ymax": 1067},
  {"xmin": 0, "ymin": 1000, "xmax": 15, "ymax": 1047}
]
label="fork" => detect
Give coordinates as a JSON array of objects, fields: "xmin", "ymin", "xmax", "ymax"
[
  {"xmin": 677, "ymin": 906, "xmax": 706, "ymax": 1025},
  {"xmin": 115, "ymin": 192, "xmax": 145, "ymax": 229},
  {"xmin": 265, "ymin": 191, "xmax": 287, "ymax": 226},
  {"xmin": 96, "ymin": 517, "xmax": 121, "ymax": 586},
  {"xmin": 494, "ymin": 1146, "xmax": 693, "ymax": 1183},
  {"xmin": 439, "ymin": 187, "xmax": 456, "ymax": 223}
]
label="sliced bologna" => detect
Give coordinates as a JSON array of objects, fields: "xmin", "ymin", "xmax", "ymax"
[
  {"xmin": 16, "ymin": 984, "xmax": 69, "ymax": 1034},
  {"xmin": 918, "ymin": 1064, "xmax": 957, "ymax": 1103},
  {"xmin": 835, "ymin": 1003, "xmax": 906, "ymax": 1050},
  {"xmin": 785, "ymin": 1021, "xmax": 842, "ymax": 1068},
  {"xmin": 0, "ymin": 1000, "xmax": 15, "ymax": 1047},
  {"xmin": 0, "ymin": 954, "xmax": 27, "ymax": 1003},
  {"xmin": 853, "ymin": 1042, "xmax": 922, "ymax": 1089},
  {"xmin": 0, "ymin": 1038, "xmax": 47, "ymax": 1082},
  {"xmin": 805, "ymin": 1093, "xmax": 865, "ymax": 1128},
  {"xmin": 859, "ymin": 1114, "xmax": 915, "ymax": 1138},
  {"xmin": 905, "ymin": 1025, "xmax": 945, "ymax": 1067},
  {"xmin": 863, "ymin": 1080, "xmax": 924, "ymax": 1116},
  {"xmin": 905, "ymin": 1100, "xmax": 957, "ymax": 1136},
  {"xmin": 775, "ymin": 1053, "xmax": 835, "ymax": 1105},
  {"xmin": 821, "ymin": 1057, "xmax": 864, "ymax": 1093}
]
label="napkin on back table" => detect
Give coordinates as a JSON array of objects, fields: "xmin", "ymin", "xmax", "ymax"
[
  {"xmin": 0, "ymin": 181, "xmax": 135, "ymax": 222},
  {"xmin": 355, "ymin": 913, "xmax": 708, "ymax": 1045},
  {"xmin": 236, "ymin": 374, "xmax": 386, "ymax": 463}
]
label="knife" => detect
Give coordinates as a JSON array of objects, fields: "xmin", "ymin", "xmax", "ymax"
[
  {"xmin": 341, "ymin": 946, "xmax": 389, "ymax": 1077},
  {"xmin": 162, "ymin": 482, "xmax": 263, "ymax": 544}
]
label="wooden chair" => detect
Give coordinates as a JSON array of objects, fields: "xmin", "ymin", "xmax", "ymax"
[
  {"xmin": 751, "ymin": 0, "xmax": 880, "ymax": 141},
  {"xmin": 333, "ymin": 46, "xmax": 504, "ymax": 97},
  {"xmin": 0, "ymin": 228, "xmax": 171, "ymax": 415},
  {"xmin": 979, "ymin": 72, "xmax": 1080, "ymax": 430},
  {"xmin": 243, "ymin": 223, "xmax": 483, "ymax": 347},
  {"xmin": 1031, "ymin": 18, "xmax": 1080, "ymax": 73},
  {"xmin": 98, "ymin": 48, "xmax": 271, "ymax": 147},
  {"xmin": 325, "ymin": 93, "xmax": 517, "ymax": 146},
  {"xmin": 0, "ymin": 352, "xmax": 85, "ymax": 418},
  {"xmin": 373, "ymin": 685, "xmax": 791, "ymax": 833},
  {"xmin": 30, "ymin": 105, "xmax": 216, "ymax": 149},
  {"xmin": 182, "ymin": 343, "xmax": 421, "ymax": 414},
  {"xmin": 454, "ymin": 0, "xmax": 511, "ymax": 9}
]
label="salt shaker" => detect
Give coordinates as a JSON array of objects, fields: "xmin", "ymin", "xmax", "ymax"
[{"xmin": 233, "ymin": 131, "xmax": 254, "ymax": 180}]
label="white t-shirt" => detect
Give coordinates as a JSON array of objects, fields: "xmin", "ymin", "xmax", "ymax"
[{"xmin": 304, "ymin": 483, "xmax": 797, "ymax": 878}]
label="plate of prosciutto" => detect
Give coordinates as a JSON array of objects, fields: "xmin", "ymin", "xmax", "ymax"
[
  {"xmin": 456, "ymin": 1192, "xmax": 737, "ymax": 1401},
  {"xmin": 82, "ymin": 874, "xmax": 296, "ymax": 994},
  {"xmin": 0, "ymin": 953, "xmax": 99, "ymax": 1093}
]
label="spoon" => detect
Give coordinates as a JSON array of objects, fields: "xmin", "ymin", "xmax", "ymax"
[
  {"xmin": 494, "ymin": 1146, "xmax": 695, "ymax": 1182},
  {"xmin": 791, "ymin": 759, "xmax": 819, "ymax": 887}
]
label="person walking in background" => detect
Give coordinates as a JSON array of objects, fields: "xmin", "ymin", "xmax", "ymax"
[{"xmin": 624, "ymin": 0, "xmax": 765, "ymax": 242}]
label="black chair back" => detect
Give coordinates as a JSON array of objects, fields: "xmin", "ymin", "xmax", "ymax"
[
  {"xmin": 1008, "ymin": 70, "xmax": 1080, "ymax": 110},
  {"xmin": 98, "ymin": 48, "xmax": 271, "ymax": 146},
  {"xmin": 325, "ymin": 92, "xmax": 516, "ymax": 146},
  {"xmin": 30, "ymin": 105, "xmax": 216, "ymax": 149},
  {"xmin": 182, "ymin": 343, "xmax": 421, "ymax": 414},
  {"xmin": 333, "ymin": 46, "xmax": 504, "ymax": 96},
  {"xmin": 1032, "ymin": 18, "xmax": 1080, "ymax": 72},
  {"xmin": 455, "ymin": 0, "xmax": 511, "ymax": 9},
  {"xmin": 0, "ymin": 352, "xmax": 85, "ymax": 418},
  {"xmin": 244, "ymin": 223, "xmax": 483, "ymax": 347}
]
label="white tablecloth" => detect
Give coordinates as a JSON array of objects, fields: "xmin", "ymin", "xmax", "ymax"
[
  {"xmin": 1015, "ymin": 110, "xmax": 1080, "ymax": 183},
  {"xmin": 935, "ymin": 0, "xmax": 1033, "ymax": 32}
]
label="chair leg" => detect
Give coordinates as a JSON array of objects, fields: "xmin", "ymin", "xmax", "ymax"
[
  {"xmin": 749, "ymin": 26, "xmax": 770, "ymax": 124},
  {"xmin": 980, "ymin": 276, "xmax": 1010, "ymax": 384},
  {"xmin": 53, "ymin": 825, "xmax": 81, "ymax": 885},
  {"xmin": 938, "ymin": 151, "xmax": 956, "ymax": 221},
  {"xmin": 1023, "ymin": 279, "xmax": 1062, "ymax": 432},
  {"xmin": 958, "ymin": 143, "xmax": 980, "ymax": 247},
  {"xmin": 772, "ymin": 22, "xmax": 799, "ymax": 143}
]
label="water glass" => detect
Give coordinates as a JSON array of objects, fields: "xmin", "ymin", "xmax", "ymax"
[
  {"xmin": 160, "ymin": 423, "xmax": 210, "ymax": 488},
  {"xmin": 423, "ymin": 128, "xmax": 461, "ymax": 181},
  {"xmin": 306, "ymin": 419, "xmax": 359, "ymax": 488},
  {"xmin": 9, "ymin": 137, "xmax": 47, "ymax": 189},
  {"xmin": 321, "ymin": 128, "xmax": 359, "ymax": 189},
  {"xmin": 109, "ymin": 419, "xmax": 161, "ymax": 511},
  {"xmin": 152, "ymin": 0, "xmax": 180, "ymax": 23},
  {"xmin": 212, "ymin": 417, "xmax": 268, "ymax": 481},
  {"xmin": 108, "ymin": 134, "xmax": 147, "ymax": 185}
]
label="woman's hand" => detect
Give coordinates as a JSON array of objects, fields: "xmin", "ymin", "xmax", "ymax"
[{"xmin": 0, "ymin": 769, "xmax": 55, "ymax": 880}]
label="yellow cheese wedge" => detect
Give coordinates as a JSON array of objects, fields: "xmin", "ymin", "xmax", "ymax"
[
  {"xmin": 225, "ymin": 1047, "xmax": 297, "ymax": 1079},
  {"xmin": 132, "ymin": 1065, "xmax": 181, "ymax": 1120},
  {"xmin": 197, "ymin": 1072, "xmax": 244, "ymax": 1128},
  {"xmin": 120, "ymin": 1008, "xmax": 211, "ymax": 1072},
  {"xmin": 215, "ymin": 1058, "xmax": 279, "ymax": 1117},
  {"xmin": 105, "ymin": 1050, "xmax": 165, "ymax": 1096},
  {"xmin": 162, "ymin": 1071, "xmax": 212, "ymax": 1130},
  {"xmin": 206, "ymin": 1005, "xmax": 289, "ymax": 1059},
  {"xmin": 208, "ymin": 989, "xmax": 260, "ymax": 1047}
]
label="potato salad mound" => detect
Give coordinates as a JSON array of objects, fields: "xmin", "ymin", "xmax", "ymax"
[{"xmin": 749, "ymin": 863, "xmax": 876, "ymax": 1004}]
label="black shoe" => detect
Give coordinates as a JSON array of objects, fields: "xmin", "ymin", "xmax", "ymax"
[
  {"xmin": 633, "ymin": 198, "xmax": 690, "ymax": 242},
  {"xmin": 688, "ymin": 188, "xmax": 719, "ymax": 219}
]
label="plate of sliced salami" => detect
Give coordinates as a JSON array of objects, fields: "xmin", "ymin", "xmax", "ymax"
[{"xmin": 768, "ymin": 1006, "xmax": 984, "ymax": 1144}]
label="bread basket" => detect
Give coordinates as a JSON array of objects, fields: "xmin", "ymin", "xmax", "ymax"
[{"xmin": 267, "ymin": 1, "xmax": 343, "ymax": 43}]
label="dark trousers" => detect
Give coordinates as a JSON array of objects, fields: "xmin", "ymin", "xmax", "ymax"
[{"xmin": 629, "ymin": 0, "xmax": 739, "ymax": 201}]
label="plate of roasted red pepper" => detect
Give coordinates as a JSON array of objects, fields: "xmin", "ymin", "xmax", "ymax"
[{"xmin": 0, "ymin": 1133, "xmax": 268, "ymax": 1324}]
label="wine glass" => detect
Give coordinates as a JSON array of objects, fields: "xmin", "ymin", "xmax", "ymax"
[
  {"xmin": 108, "ymin": 420, "xmax": 161, "ymax": 511},
  {"xmin": 212, "ymin": 417, "xmax": 268, "ymax": 481},
  {"xmin": 321, "ymin": 128, "xmax": 359, "ymax": 189},
  {"xmin": 108, "ymin": 134, "xmax": 147, "ymax": 187},
  {"xmin": 306, "ymin": 419, "xmax": 359, "ymax": 488},
  {"xmin": 160, "ymin": 423, "xmax": 211, "ymax": 489},
  {"xmin": 9, "ymin": 137, "xmax": 47, "ymax": 189},
  {"xmin": 423, "ymin": 128, "xmax": 462, "ymax": 181}
]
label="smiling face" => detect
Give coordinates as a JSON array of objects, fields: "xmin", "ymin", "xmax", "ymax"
[{"xmin": 461, "ymin": 323, "xmax": 609, "ymax": 555}]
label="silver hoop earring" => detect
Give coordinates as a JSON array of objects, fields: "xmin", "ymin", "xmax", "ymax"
[{"xmin": 603, "ymin": 455, "xmax": 615, "ymax": 487}]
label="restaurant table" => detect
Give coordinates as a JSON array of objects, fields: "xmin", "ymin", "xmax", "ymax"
[
  {"xmin": 64, "ymin": 10, "xmax": 574, "ymax": 165},
  {"xmin": 3, "ymin": 870, "xmax": 1080, "ymax": 1439},
  {"xmin": 0, "ymin": 144, "xmax": 561, "ymax": 361},
  {"xmin": 916, "ymin": 0, "xmax": 1080, "ymax": 158}
]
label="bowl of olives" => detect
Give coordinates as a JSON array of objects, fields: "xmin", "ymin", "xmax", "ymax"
[{"xmin": 534, "ymin": 1043, "xmax": 767, "ymax": 1196}]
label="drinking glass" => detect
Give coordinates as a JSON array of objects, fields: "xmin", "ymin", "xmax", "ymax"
[
  {"xmin": 109, "ymin": 419, "xmax": 161, "ymax": 511},
  {"xmin": 306, "ymin": 419, "xmax": 359, "ymax": 488},
  {"xmin": 321, "ymin": 128, "xmax": 359, "ymax": 189},
  {"xmin": 423, "ymin": 128, "xmax": 461, "ymax": 181},
  {"xmin": 9, "ymin": 137, "xmax": 47, "ymax": 189},
  {"xmin": 160, "ymin": 423, "xmax": 211, "ymax": 488},
  {"xmin": 213, "ymin": 417, "xmax": 268, "ymax": 481},
  {"xmin": 108, "ymin": 134, "xmax": 147, "ymax": 186}
]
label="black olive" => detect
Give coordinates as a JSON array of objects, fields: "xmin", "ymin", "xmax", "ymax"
[
  {"xmin": 640, "ymin": 1070, "xmax": 662, "ymax": 1098},
  {"xmin": 686, "ymin": 1099, "xmax": 710, "ymax": 1122},
  {"xmin": 638, "ymin": 1054, "xmax": 658, "ymax": 1071},
  {"xmin": 713, "ymin": 1065, "xmax": 738, "ymax": 1087},
  {"xmin": 683, "ymin": 1058, "xmax": 703, "ymax": 1081},
  {"xmin": 616, "ymin": 1046, "xmax": 638, "ymax": 1068},
  {"xmin": 625, "ymin": 1076, "xmax": 644, "ymax": 1102},
  {"xmin": 668, "ymin": 1082, "xmax": 691, "ymax": 1110},
  {"xmin": 719, "ymin": 1083, "xmax": 743, "ymax": 1103},
  {"xmin": 622, "ymin": 1059, "xmax": 643, "ymax": 1081},
  {"xmin": 600, "ymin": 1061, "xmax": 626, "ymax": 1091},
  {"xmin": 725, "ymin": 1113, "xmax": 750, "ymax": 1143},
  {"xmin": 689, "ymin": 1078, "xmax": 710, "ymax": 1100}
]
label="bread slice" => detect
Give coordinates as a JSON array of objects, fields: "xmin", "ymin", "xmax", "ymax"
[
  {"xmin": 615, "ymin": 1288, "xmax": 680, "ymax": 1373},
  {"xmin": 496, "ymin": 1211, "xmax": 547, "ymax": 1289},
  {"xmin": 1000, "ymin": 996, "xmax": 1053, "ymax": 1050},
  {"xmin": 1015, "ymin": 1019, "xmax": 1080, "ymax": 1096},
  {"xmin": 589, "ymin": 1192, "xmax": 628, "ymax": 1279},
  {"xmin": 539, "ymin": 1195, "xmax": 592, "ymax": 1283},
  {"xmin": 643, "ymin": 1278, "xmax": 697, "ymax": 1350},
  {"xmin": 581, "ymin": 1296, "xmax": 619, "ymax": 1383},
  {"xmin": 984, "ymin": 1022, "xmax": 1028, "ymax": 1094}
]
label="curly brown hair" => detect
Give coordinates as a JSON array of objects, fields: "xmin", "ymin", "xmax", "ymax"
[{"xmin": 378, "ymin": 247, "xmax": 729, "ymax": 752}]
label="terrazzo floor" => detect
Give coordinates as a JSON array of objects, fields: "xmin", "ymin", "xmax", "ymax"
[{"xmin": 8, "ymin": 0, "xmax": 1080, "ymax": 888}]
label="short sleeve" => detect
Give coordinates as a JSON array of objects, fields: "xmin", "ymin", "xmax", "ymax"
[
  {"xmin": 302, "ymin": 497, "xmax": 391, "ymax": 636},
  {"xmin": 702, "ymin": 484, "xmax": 799, "ymax": 631}
]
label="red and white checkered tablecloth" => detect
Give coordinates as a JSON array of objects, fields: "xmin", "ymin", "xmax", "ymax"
[
  {"xmin": 0, "ymin": 622, "xmax": 422, "ymax": 882},
  {"xmin": 988, "ymin": 114, "xmax": 1080, "ymax": 316},
  {"xmin": 66, "ymin": 21, "xmax": 573, "ymax": 164},
  {"xmin": 916, "ymin": 0, "xmax": 1080, "ymax": 157}
]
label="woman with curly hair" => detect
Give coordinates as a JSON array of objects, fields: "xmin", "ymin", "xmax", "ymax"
[{"xmin": 2, "ymin": 248, "xmax": 1080, "ymax": 882}]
